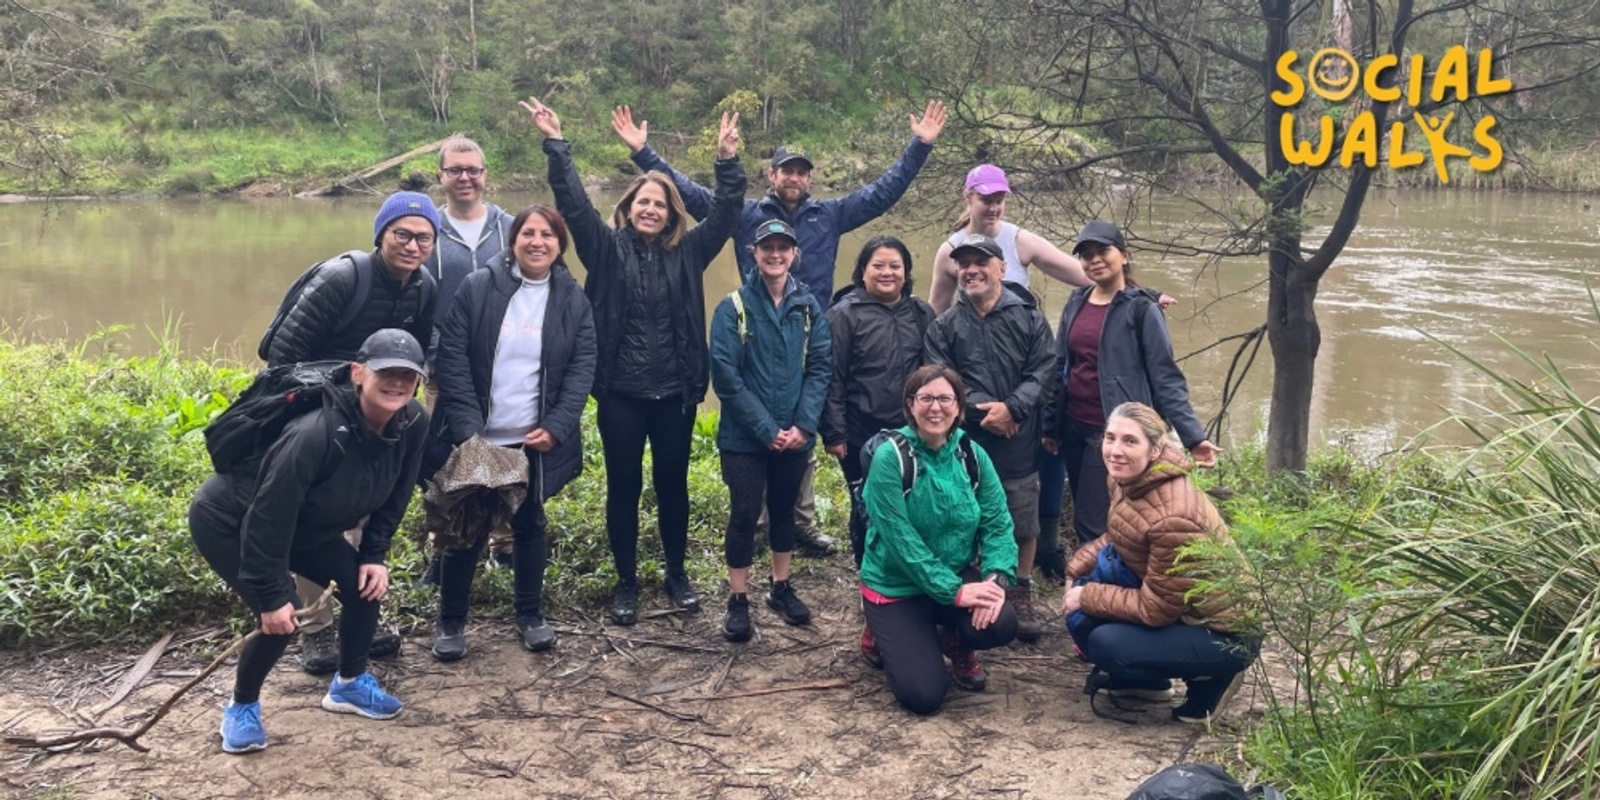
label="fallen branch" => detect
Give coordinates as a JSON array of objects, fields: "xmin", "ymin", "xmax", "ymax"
[
  {"xmin": 92, "ymin": 632, "xmax": 174, "ymax": 720},
  {"xmin": 604, "ymin": 689, "xmax": 703, "ymax": 723},
  {"xmin": 689, "ymin": 679, "xmax": 851, "ymax": 702},
  {"xmin": 5, "ymin": 587, "xmax": 334, "ymax": 754},
  {"xmin": 294, "ymin": 136, "xmax": 457, "ymax": 197}
]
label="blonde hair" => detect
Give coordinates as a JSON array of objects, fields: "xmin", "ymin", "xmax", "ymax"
[
  {"xmin": 438, "ymin": 136, "xmax": 485, "ymax": 169},
  {"xmin": 1106, "ymin": 402, "xmax": 1176, "ymax": 448},
  {"xmin": 611, "ymin": 171, "xmax": 689, "ymax": 250}
]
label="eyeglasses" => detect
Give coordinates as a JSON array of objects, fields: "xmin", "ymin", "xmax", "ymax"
[
  {"xmin": 442, "ymin": 167, "xmax": 485, "ymax": 178},
  {"xmin": 389, "ymin": 229, "xmax": 435, "ymax": 247},
  {"xmin": 913, "ymin": 394, "xmax": 957, "ymax": 408}
]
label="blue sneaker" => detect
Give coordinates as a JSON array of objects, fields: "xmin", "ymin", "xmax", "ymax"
[
  {"xmin": 321, "ymin": 672, "xmax": 404, "ymax": 720},
  {"xmin": 219, "ymin": 701, "xmax": 268, "ymax": 753}
]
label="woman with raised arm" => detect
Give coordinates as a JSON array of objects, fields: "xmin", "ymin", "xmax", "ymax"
[{"xmin": 522, "ymin": 98, "xmax": 746, "ymax": 626}]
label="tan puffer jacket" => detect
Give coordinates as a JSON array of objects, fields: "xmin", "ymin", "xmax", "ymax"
[{"xmin": 1066, "ymin": 447, "xmax": 1244, "ymax": 632}]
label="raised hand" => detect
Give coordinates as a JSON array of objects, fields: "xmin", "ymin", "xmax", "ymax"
[
  {"xmin": 520, "ymin": 97, "xmax": 563, "ymax": 139},
  {"xmin": 611, "ymin": 105, "xmax": 648, "ymax": 152},
  {"xmin": 716, "ymin": 111, "xmax": 741, "ymax": 159},
  {"xmin": 910, "ymin": 100, "xmax": 948, "ymax": 145}
]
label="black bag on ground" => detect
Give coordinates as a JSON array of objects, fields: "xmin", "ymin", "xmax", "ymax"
[
  {"xmin": 848, "ymin": 429, "xmax": 982, "ymax": 562},
  {"xmin": 1125, "ymin": 763, "xmax": 1284, "ymax": 800},
  {"xmin": 203, "ymin": 360, "xmax": 349, "ymax": 474}
]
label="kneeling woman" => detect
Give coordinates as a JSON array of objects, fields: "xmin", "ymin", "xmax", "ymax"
[
  {"xmin": 709, "ymin": 219, "xmax": 831, "ymax": 642},
  {"xmin": 860, "ymin": 364, "xmax": 1018, "ymax": 715},
  {"xmin": 190, "ymin": 329, "xmax": 429, "ymax": 753},
  {"xmin": 1062, "ymin": 402, "xmax": 1256, "ymax": 723},
  {"xmin": 429, "ymin": 204, "xmax": 597, "ymax": 660}
]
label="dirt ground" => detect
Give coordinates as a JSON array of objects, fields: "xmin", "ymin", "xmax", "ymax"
[{"xmin": 1, "ymin": 566, "xmax": 1260, "ymax": 800}]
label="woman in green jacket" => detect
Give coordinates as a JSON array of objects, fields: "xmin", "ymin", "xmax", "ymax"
[{"xmin": 859, "ymin": 364, "xmax": 1018, "ymax": 714}]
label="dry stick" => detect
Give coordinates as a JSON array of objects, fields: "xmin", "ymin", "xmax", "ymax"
[
  {"xmin": 689, "ymin": 679, "xmax": 850, "ymax": 702},
  {"xmin": 604, "ymin": 689, "xmax": 703, "ymax": 723},
  {"xmin": 556, "ymin": 629, "xmax": 721, "ymax": 654},
  {"xmin": 92, "ymin": 632, "xmax": 174, "ymax": 721},
  {"xmin": 4, "ymin": 587, "xmax": 335, "ymax": 754}
]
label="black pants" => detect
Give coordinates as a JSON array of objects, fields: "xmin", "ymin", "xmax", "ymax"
[
  {"xmin": 597, "ymin": 393, "xmax": 695, "ymax": 578},
  {"xmin": 720, "ymin": 449, "xmax": 809, "ymax": 568},
  {"xmin": 1059, "ymin": 422, "xmax": 1111, "ymax": 547},
  {"xmin": 836, "ymin": 441, "xmax": 867, "ymax": 568},
  {"xmin": 190, "ymin": 515, "xmax": 380, "ymax": 704},
  {"xmin": 438, "ymin": 448, "xmax": 549, "ymax": 623},
  {"xmin": 863, "ymin": 582, "xmax": 1018, "ymax": 715},
  {"xmin": 1079, "ymin": 621, "xmax": 1257, "ymax": 703}
]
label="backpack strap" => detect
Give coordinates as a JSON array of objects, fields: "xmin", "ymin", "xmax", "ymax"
[
  {"xmin": 729, "ymin": 290, "xmax": 748, "ymax": 344},
  {"xmin": 882, "ymin": 429, "xmax": 917, "ymax": 498},
  {"xmin": 332, "ymin": 251, "xmax": 374, "ymax": 337},
  {"xmin": 956, "ymin": 436, "xmax": 982, "ymax": 495}
]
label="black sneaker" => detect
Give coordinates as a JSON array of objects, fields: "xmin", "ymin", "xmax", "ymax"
[
  {"xmin": 794, "ymin": 527, "xmax": 837, "ymax": 557},
  {"xmin": 723, "ymin": 595, "xmax": 753, "ymax": 642},
  {"xmin": 764, "ymin": 580, "xmax": 812, "ymax": 626},
  {"xmin": 297, "ymin": 627, "xmax": 338, "ymax": 675},
  {"xmin": 368, "ymin": 628, "xmax": 403, "ymax": 660},
  {"xmin": 431, "ymin": 619, "xmax": 467, "ymax": 662},
  {"xmin": 516, "ymin": 615, "xmax": 556, "ymax": 653},
  {"xmin": 610, "ymin": 578, "xmax": 639, "ymax": 626},
  {"xmin": 663, "ymin": 570, "xmax": 701, "ymax": 613}
]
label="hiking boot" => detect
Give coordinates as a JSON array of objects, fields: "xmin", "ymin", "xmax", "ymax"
[
  {"xmin": 860, "ymin": 625, "xmax": 884, "ymax": 669},
  {"xmin": 516, "ymin": 614, "xmax": 556, "ymax": 653},
  {"xmin": 219, "ymin": 701, "xmax": 268, "ymax": 754},
  {"xmin": 723, "ymin": 594, "xmax": 753, "ymax": 642},
  {"xmin": 322, "ymin": 672, "xmax": 403, "ymax": 720},
  {"xmin": 297, "ymin": 627, "xmax": 338, "ymax": 675},
  {"xmin": 488, "ymin": 550, "xmax": 515, "ymax": 570},
  {"xmin": 1034, "ymin": 548, "xmax": 1067, "ymax": 583},
  {"xmin": 1173, "ymin": 672, "xmax": 1246, "ymax": 724},
  {"xmin": 764, "ymin": 580, "xmax": 812, "ymax": 626},
  {"xmin": 430, "ymin": 619, "xmax": 467, "ymax": 662},
  {"xmin": 369, "ymin": 628, "xmax": 402, "ymax": 660},
  {"xmin": 610, "ymin": 577, "xmax": 639, "ymax": 626},
  {"xmin": 794, "ymin": 527, "xmax": 837, "ymax": 557},
  {"xmin": 1105, "ymin": 676, "xmax": 1175, "ymax": 702},
  {"xmin": 941, "ymin": 630, "xmax": 987, "ymax": 692},
  {"xmin": 663, "ymin": 570, "xmax": 701, "ymax": 613},
  {"xmin": 1009, "ymin": 584, "xmax": 1042, "ymax": 643}
]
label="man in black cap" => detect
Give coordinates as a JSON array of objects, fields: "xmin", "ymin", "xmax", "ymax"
[
  {"xmin": 925, "ymin": 233, "xmax": 1057, "ymax": 642},
  {"xmin": 610, "ymin": 100, "xmax": 947, "ymax": 557}
]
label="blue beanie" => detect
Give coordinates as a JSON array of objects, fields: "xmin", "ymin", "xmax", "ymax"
[{"xmin": 373, "ymin": 191, "xmax": 441, "ymax": 246}]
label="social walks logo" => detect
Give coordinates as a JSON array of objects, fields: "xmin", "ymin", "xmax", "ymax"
[{"xmin": 1272, "ymin": 45, "xmax": 1512, "ymax": 183}]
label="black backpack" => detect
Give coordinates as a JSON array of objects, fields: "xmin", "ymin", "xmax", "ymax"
[
  {"xmin": 849, "ymin": 429, "xmax": 982, "ymax": 561},
  {"xmin": 1125, "ymin": 763, "xmax": 1284, "ymax": 800},
  {"xmin": 257, "ymin": 251, "xmax": 385, "ymax": 362},
  {"xmin": 203, "ymin": 360, "xmax": 350, "ymax": 476}
]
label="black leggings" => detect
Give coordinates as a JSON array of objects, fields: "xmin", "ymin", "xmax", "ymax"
[
  {"xmin": 438, "ymin": 448, "xmax": 549, "ymax": 623},
  {"xmin": 1059, "ymin": 422, "xmax": 1111, "ymax": 547},
  {"xmin": 863, "ymin": 585, "xmax": 1018, "ymax": 715},
  {"xmin": 597, "ymin": 393, "xmax": 695, "ymax": 579},
  {"xmin": 720, "ymin": 449, "xmax": 809, "ymax": 568},
  {"xmin": 190, "ymin": 518, "xmax": 380, "ymax": 704}
]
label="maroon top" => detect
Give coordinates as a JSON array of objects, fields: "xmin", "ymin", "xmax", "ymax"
[{"xmin": 1065, "ymin": 300, "xmax": 1110, "ymax": 428}]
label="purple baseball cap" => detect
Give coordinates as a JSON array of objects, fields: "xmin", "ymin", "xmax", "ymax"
[{"xmin": 964, "ymin": 164, "xmax": 1011, "ymax": 195}]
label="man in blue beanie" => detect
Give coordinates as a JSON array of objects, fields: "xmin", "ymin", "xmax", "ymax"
[{"xmin": 258, "ymin": 189, "xmax": 440, "ymax": 674}]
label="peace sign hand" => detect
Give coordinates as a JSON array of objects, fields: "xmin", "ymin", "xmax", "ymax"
[
  {"xmin": 519, "ymin": 97, "xmax": 563, "ymax": 140},
  {"xmin": 716, "ymin": 112, "xmax": 741, "ymax": 159}
]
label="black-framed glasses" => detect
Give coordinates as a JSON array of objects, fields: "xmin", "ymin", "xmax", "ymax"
[
  {"xmin": 389, "ymin": 229, "xmax": 435, "ymax": 247},
  {"xmin": 913, "ymin": 394, "xmax": 957, "ymax": 407},
  {"xmin": 442, "ymin": 167, "xmax": 485, "ymax": 178}
]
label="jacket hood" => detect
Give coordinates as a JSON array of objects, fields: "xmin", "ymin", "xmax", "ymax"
[{"xmin": 1119, "ymin": 445, "xmax": 1193, "ymax": 500}]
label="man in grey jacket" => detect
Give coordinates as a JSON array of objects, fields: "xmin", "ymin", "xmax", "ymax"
[{"xmin": 925, "ymin": 233, "xmax": 1056, "ymax": 642}]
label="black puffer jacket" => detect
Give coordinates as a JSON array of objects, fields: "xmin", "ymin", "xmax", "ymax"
[
  {"xmin": 265, "ymin": 252, "xmax": 437, "ymax": 366},
  {"xmin": 544, "ymin": 138, "xmax": 745, "ymax": 407},
  {"xmin": 188, "ymin": 373, "xmax": 427, "ymax": 614},
  {"xmin": 821, "ymin": 285, "xmax": 935, "ymax": 450},
  {"xmin": 430, "ymin": 260, "xmax": 598, "ymax": 500},
  {"xmin": 924, "ymin": 283, "xmax": 1056, "ymax": 479}
]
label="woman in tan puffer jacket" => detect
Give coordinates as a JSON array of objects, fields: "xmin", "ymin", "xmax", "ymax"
[{"xmin": 1060, "ymin": 402, "xmax": 1256, "ymax": 723}]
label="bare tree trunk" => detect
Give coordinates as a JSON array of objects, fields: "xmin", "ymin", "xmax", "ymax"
[
  {"xmin": 1266, "ymin": 241, "xmax": 1319, "ymax": 474},
  {"xmin": 468, "ymin": 0, "xmax": 478, "ymax": 70}
]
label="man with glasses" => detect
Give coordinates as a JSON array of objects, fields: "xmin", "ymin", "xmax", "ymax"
[
  {"xmin": 262, "ymin": 190, "xmax": 439, "ymax": 673},
  {"xmin": 428, "ymin": 137, "xmax": 513, "ymax": 355},
  {"xmin": 924, "ymin": 233, "xmax": 1056, "ymax": 643}
]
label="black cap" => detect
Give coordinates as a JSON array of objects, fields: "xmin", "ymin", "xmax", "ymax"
[
  {"xmin": 950, "ymin": 233, "xmax": 1004, "ymax": 263},
  {"xmin": 356, "ymin": 328, "xmax": 427, "ymax": 378},
  {"xmin": 770, "ymin": 146, "xmax": 814, "ymax": 170},
  {"xmin": 752, "ymin": 219, "xmax": 798, "ymax": 246},
  {"xmin": 1073, "ymin": 220, "xmax": 1128, "ymax": 254}
]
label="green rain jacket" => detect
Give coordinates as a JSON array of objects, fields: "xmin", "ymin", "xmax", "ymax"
[{"xmin": 858, "ymin": 426, "xmax": 1017, "ymax": 605}]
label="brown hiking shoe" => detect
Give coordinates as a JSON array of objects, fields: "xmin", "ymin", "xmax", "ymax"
[
  {"xmin": 1009, "ymin": 584, "xmax": 1042, "ymax": 643},
  {"xmin": 860, "ymin": 625, "xmax": 883, "ymax": 669},
  {"xmin": 940, "ymin": 629, "xmax": 987, "ymax": 691}
]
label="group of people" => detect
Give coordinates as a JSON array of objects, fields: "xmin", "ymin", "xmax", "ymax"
[{"xmin": 188, "ymin": 96, "xmax": 1257, "ymax": 755}]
